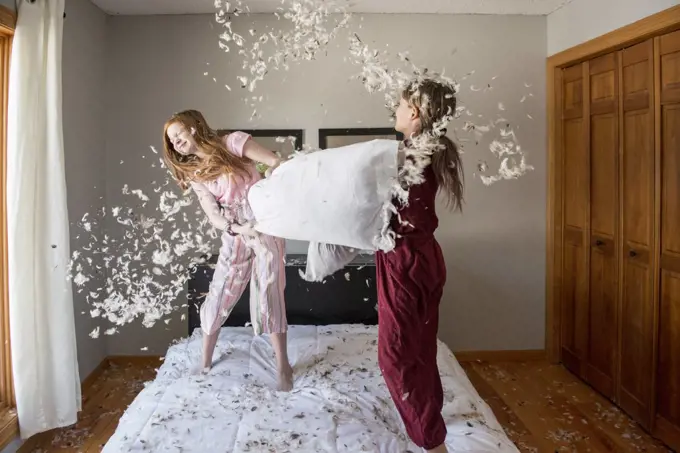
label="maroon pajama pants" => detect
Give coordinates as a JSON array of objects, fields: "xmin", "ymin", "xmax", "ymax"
[{"xmin": 376, "ymin": 237, "xmax": 447, "ymax": 450}]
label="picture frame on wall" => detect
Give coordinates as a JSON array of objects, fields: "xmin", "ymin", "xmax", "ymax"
[
  {"xmin": 217, "ymin": 129, "xmax": 304, "ymax": 159},
  {"xmin": 318, "ymin": 128, "xmax": 403, "ymax": 149}
]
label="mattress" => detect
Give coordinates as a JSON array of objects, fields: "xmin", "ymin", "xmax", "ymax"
[{"xmin": 103, "ymin": 325, "xmax": 519, "ymax": 452}]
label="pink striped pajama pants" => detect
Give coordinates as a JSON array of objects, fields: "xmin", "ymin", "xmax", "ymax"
[{"xmin": 200, "ymin": 230, "xmax": 287, "ymax": 336}]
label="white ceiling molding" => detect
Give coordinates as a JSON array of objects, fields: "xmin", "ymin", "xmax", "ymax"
[{"xmin": 90, "ymin": 0, "xmax": 573, "ymax": 16}]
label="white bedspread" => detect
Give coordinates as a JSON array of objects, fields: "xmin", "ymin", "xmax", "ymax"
[{"xmin": 103, "ymin": 325, "xmax": 518, "ymax": 452}]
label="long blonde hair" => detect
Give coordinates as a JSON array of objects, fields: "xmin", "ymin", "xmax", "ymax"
[
  {"xmin": 402, "ymin": 79, "xmax": 464, "ymax": 211},
  {"xmin": 162, "ymin": 110, "xmax": 251, "ymax": 190}
]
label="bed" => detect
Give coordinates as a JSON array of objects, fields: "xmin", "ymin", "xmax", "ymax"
[{"xmin": 103, "ymin": 256, "xmax": 519, "ymax": 452}]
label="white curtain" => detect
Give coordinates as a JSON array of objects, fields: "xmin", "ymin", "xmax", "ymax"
[{"xmin": 7, "ymin": 0, "xmax": 81, "ymax": 439}]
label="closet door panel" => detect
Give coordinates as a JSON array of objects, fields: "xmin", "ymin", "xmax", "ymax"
[
  {"xmin": 561, "ymin": 64, "xmax": 589, "ymax": 377},
  {"xmin": 618, "ymin": 39, "xmax": 655, "ymax": 428},
  {"xmin": 587, "ymin": 52, "xmax": 619, "ymax": 399},
  {"xmin": 654, "ymin": 29, "xmax": 680, "ymax": 452}
]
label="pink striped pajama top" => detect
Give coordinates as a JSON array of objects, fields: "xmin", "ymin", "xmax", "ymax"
[{"xmin": 191, "ymin": 132, "xmax": 287, "ymax": 336}]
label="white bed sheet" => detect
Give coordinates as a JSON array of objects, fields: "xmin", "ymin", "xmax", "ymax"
[{"xmin": 103, "ymin": 325, "xmax": 519, "ymax": 452}]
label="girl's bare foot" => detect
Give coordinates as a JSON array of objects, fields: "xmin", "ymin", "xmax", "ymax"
[
  {"xmin": 277, "ymin": 363, "xmax": 294, "ymax": 392},
  {"xmin": 202, "ymin": 330, "xmax": 219, "ymax": 370},
  {"xmin": 426, "ymin": 444, "xmax": 448, "ymax": 453},
  {"xmin": 271, "ymin": 332, "xmax": 293, "ymax": 391},
  {"xmin": 190, "ymin": 364, "xmax": 211, "ymax": 375}
]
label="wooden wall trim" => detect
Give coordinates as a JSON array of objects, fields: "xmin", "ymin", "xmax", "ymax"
[
  {"xmin": 546, "ymin": 64, "xmax": 565, "ymax": 364},
  {"xmin": 107, "ymin": 355, "xmax": 164, "ymax": 366},
  {"xmin": 546, "ymin": 63, "xmax": 557, "ymax": 363},
  {"xmin": 545, "ymin": 5, "xmax": 680, "ymax": 364},
  {"xmin": 454, "ymin": 349, "xmax": 546, "ymax": 363},
  {"xmin": 0, "ymin": 33, "xmax": 12, "ymax": 409},
  {"xmin": 547, "ymin": 5, "xmax": 680, "ymax": 69},
  {"xmin": 0, "ymin": 28, "xmax": 15, "ymax": 453},
  {"xmin": 80, "ymin": 359, "xmax": 110, "ymax": 392},
  {"xmin": 81, "ymin": 356, "xmax": 162, "ymax": 390},
  {"xmin": 0, "ymin": 6, "xmax": 15, "ymax": 35}
]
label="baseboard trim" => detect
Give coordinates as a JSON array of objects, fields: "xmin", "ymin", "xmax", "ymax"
[
  {"xmin": 107, "ymin": 355, "xmax": 164, "ymax": 366},
  {"xmin": 454, "ymin": 349, "xmax": 546, "ymax": 362},
  {"xmin": 81, "ymin": 356, "xmax": 163, "ymax": 391},
  {"xmin": 81, "ymin": 359, "xmax": 110, "ymax": 392}
]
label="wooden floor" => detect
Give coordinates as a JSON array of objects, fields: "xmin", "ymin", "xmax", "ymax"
[
  {"xmin": 17, "ymin": 359, "xmax": 674, "ymax": 453},
  {"xmin": 17, "ymin": 359, "xmax": 159, "ymax": 453},
  {"xmin": 462, "ymin": 361, "xmax": 673, "ymax": 453}
]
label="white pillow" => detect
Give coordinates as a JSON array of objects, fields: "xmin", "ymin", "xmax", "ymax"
[
  {"xmin": 248, "ymin": 139, "xmax": 399, "ymax": 251},
  {"xmin": 303, "ymin": 242, "xmax": 360, "ymax": 282}
]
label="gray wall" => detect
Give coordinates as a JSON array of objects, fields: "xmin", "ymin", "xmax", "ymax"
[
  {"xmin": 547, "ymin": 0, "xmax": 677, "ymax": 55},
  {"xmin": 63, "ymin": 0, "xmax": 108, "ymax": 380},
  {"xmin": 101, "ymin": 13, "xmax": 547, "ymax": 355}
]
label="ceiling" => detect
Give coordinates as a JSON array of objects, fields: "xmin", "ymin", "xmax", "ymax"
[{"xmin": 90, "ymin": 0, "xmax": 573, "ymax": 16}]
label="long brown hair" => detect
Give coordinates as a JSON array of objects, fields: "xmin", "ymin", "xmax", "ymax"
[
  {"xmin": 402, "ymin": 79, "xmax": 464, "ymax": 211},
  {"xmin": 162, "ymin": 110, "xmax": 251, "ymax": 190}
]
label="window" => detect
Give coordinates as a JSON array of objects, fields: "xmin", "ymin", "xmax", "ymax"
[{"xmin": 0, "ymin": 4, "xmax": 16, "ymax": 449}]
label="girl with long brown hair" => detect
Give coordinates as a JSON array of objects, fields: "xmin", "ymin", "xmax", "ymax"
[
  {"xmin": 377, "ymin": 78, "xmax": 463, "ymax": 453},
  {"xmin": 163, "ymin": 110, "xmax": 293, "ymax": 391}
]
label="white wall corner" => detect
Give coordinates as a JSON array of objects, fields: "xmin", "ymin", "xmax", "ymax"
[{"xmin": 547, "ymin": 0, "xmax": 678, "ymax": 56}]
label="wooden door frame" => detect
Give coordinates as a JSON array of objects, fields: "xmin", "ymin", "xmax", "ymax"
[
  {"xmin": 545, "ymin": 5, "xmax": 680, "ymax": 363},
  {"xmin": 0, "ymin": 6, "xmax": 15, "ymax": 34},
  {"xmin": 0, "ymin": 5, "xmax": 16, "ymax": 451}
]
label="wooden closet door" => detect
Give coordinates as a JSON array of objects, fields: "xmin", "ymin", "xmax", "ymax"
[
  {"xmin": 654, "ymin": 29, "xmax": 680, "ymax": 452},
  {"xmin": 618, "ymin": 39, "xmax": 656, "ymax": 428},
  {"xmin": 561, "ymin": 63, "xmax": 590, "ymax": 378},
  {"xmin": 586, "ymin": 52, "xmax": 619, "ymax": 399}
]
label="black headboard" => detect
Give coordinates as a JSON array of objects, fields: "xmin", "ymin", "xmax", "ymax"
[
  {"xmin": 318, "ymin": 128, "xmax": 404, "ymax": 149},
  {"xmin": 187, "ymin": 253, "xmax": 378, "ymax": 334},
  {"xmin": 217, "ymin": 128, "xmax": 304, "ymax": 153}
]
